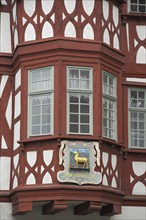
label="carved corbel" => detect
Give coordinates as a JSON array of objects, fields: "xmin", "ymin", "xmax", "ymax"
[
  {"xmin": 74, "ymin": 201, "xmax": 101, "ymax": 215},
  {"xmin": 100, "ymin": 204, "xmax": 121, "ymax": 216},
  {"xmin": 42, "ymin": 200, "xmax": 67, "ymax": 215}
]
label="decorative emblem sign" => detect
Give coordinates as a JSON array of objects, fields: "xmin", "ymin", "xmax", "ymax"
[{"xmin": 57, "ymin": 141, "xmax": 102, "ymax": 185}]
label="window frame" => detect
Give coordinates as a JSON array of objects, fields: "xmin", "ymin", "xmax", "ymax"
[
  {"xmin": 28, "ymin": 66, "xmax": 54, "ymax": 137},
  {"xmin": 67, "ymin": 66, "xmax": 93, "ymax": 135},
  {"xmin": 102, "ymin": 71, "xmax": 117, "ymax": 141},
  {"xmin": 128, "ymin": 0, "xmax": 146, "ymax": 13},
  {"xmin": 128, "ymin": 88, "xmax": 146, "ymax": 149}
]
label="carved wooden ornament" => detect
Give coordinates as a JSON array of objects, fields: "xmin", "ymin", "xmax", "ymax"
[{"xmin": 57, "ymin": 141, "xmax": 102, "ymax": 185}]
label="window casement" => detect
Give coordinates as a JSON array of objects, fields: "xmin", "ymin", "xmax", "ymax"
[
  {"xmin": 128, "ymin": 88, "xmax": 146, "ymax": 148},
  {"xmin": 67, "ymin": 66, "xmax": 93, "ymax": 135},
  {"xmin": 102, "ymin": 71, "xmax": 117, "ymax": 140},
  {"xmin": 128, "ymin": 0, "xmax": 146, "ymax": 13},
  {"xmin": 28, "ymin": 67, "xmax": 54, "ymax": 136}
]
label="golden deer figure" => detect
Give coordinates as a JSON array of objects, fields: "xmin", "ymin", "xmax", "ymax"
[{"xmin": 74, "ymin": 151, "xmax": 89, "ymax": 169}]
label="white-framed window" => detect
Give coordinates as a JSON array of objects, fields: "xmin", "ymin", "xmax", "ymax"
[
  {"xmin": 102, "ymin": 71, "xmax": 117, "ymax": 140},
  {"xmin": 28, "ymin": 67, "xmax": 54, "ymax": 136},
  {"xmin": 67, "ymin": 66, "xmax": 93, "ymax": 134},
  {"xmin": 128, "ymin": 0, "xmax": 146, "ymax": 13},
  {"xmin": 128, "ymin": 88, "xmax": 146, "ymax": 148}
]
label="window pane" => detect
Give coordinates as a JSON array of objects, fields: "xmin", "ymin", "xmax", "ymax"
[
  {"xmin": 80, "ymin": 95, "xmax": 89, "ymax": 103},
  {"xmin": 131, "ymin": 0, "xmax": 137, "ymax": 4},
  {"xmin": 70, "ymin": 104, "xmax": 79, "ymax": 113},
  {"xmin": 139, "ymin": 140, "xmax": 144, "ymax": 148},
  {"xmin": 139, "ymin": 5, "xmax": 145, "ymax": 12},
  {"xmin": 69, "ymin": 69, "xmax": 79, "ymax": 89},
  {"xmin": 70, "ymin": 114, "xmax": 78, "ymax": 123},
  {"xmin": 42, "ymin": 125, "xmax": 50, "ymax": 134},
  {"xmin": 80, "ymin": 115, "xmax": 89, "ymax": 123},
  {"xmin": 139, "ymin": 0, "xmax": 145, "ymax": 4},
  {"xmin": 42, "ymin": 105, "xmax": 51, "ymax": 114},
  {"xmin": 81, "ymin": 105, "xmax": 89, "ymax": 113},
  {"xmin": 32, "ymin": 106, "xmax": 40, "ymax": 115},
  {"xmin": 31, "ymin": 126, "xmax": 40, "ymax": 135},
  {"xmin": 70, "ymin": 95, "xmax": 79, "ymax": 103},
  {"xmin": 131, "ymin": 5, "xmax": 137, "ymax": 11},
  {"xmin": 80, "ymin": 125, "xmax": 89, "ymax": 133},
  {"xmin": 32, "ymin": 116, "xmax": 40, "ymax": 125},
  {"xmin": 80, "ymin": 70, "xmax": 90, "ymax": 89},
  {"xmin": 70, "ymin": 124, "xmax": 78, "ymax": 132},
  {"xmin": 42, "ymin": 115, "xmax": 51, "ymax": 124}
]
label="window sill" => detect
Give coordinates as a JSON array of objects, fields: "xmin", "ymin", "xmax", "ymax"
[{"xmin": 121, "ymin": 13, "xmax": 146, "ymax": 23}]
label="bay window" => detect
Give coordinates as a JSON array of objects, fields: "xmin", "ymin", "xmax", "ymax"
[
  {"xmin": 28, "ymin": 67, "xmax": 54, "ymax": 136},
  {"xmin": 67, "ymin": 66, "xmax": 93, "ymax": 134}
]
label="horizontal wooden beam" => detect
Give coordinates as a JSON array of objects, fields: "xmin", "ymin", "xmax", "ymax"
[
  {"xmin": 42, "ymin": 200, "xmax": 67, "ymax": 215},
  {"xmin": 74, "ymin": 201, "xmax": 101, "ymax": 215}
]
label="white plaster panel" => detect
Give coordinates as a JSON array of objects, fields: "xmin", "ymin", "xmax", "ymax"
[
  {"xmin": 0, "ymin": 13, "xmax": 12, "ymax": 52},
  {"xmin": 81, "ymin": 15, "xmax": 85, "ymax": 23},
  {"xmin": 43, "ymin": 150, "xmax": 53, "ymax": 166},
  {"xmin": 1, "ymin": 135, "xmax": 8, "ymax": 149},
  {"xmin": 111, "ymin": 176, "xmax": 117, "ymax": 188},
  {"xmin": 102, "ymin": 152, "xmax": 109, "ymax": 167},
  {"xmin": 82, "ymin": 0, "xmax": 95, "ymax": 16},
  {"xmin": 27, "ymin": 151, "xmax": 37, "ymax": 167},
  {"xmin": 14, "ymin": 91, "xmax": 21, "ymax": 119},
  {"xmin": 41, "ymin": 165, "xmax": 44, "ymax": 174},
  {"xmin": 126, "ymin": 23, "xmax": 129, "ymax": 51},
  {"xmin": 42, "ymin": 172, "xmax": 52, "ymax": 184},
  {"xmin": 14, "ymin": 29, "xmax": 18, "ymax": 48},
  {"xmin": 26, "ymin": 173, "xmax": 36, "ymax": 185},
  {"xmin": 13, "ymin": 154, "xmax": 19, "ymax": 169},
  {"xmin": 1, "ymin": 0, "xmax": 7, "ymax": 4},
  {"xmin": 111, "ymin": 155, "xmax": 117, "ymax": 170},
  {"xmin": 113, "ymin": 33, "xmax": 120, "ymax": 50},
  {"xmin": 42, "ymin": 22, "xmax": 54, "ymax": 39},
  {"xmin": 83, "ymin": 23, "xmax": 94, "ymax": 40},
  {"xmin": 41, "ymin": 0, "xmax": 54, "ymax": 15},
  {"xmin": 103, "ymin": 28, "xmax": 110, "ymax": 45},
  {"xmin": 51, "ymin": 14, "xmax": 55, "ymax": 23},
  {"xmin": 12, "ymin": 176, "xmax": 18, "ymax": 189},
  {"xmin": 64, "ymin": 0, "xmax": 76, "ymax": 14},
  {"xmin": 24, "ymin": 23, "xmax": 36, "ymax": 41},
  {"xmin": 134, "ymin": 39, "xmax": 138, "ymax": 47},
  {"xmin": 136, "ymin": 46, "xmax": 146, "ymax": 64},
  {"xmin": 126, "ymin": 78, "xmax": 146, "ymax": 83},
  {"xmin": 132, "ymin": 181, "xmax": 146, "ymax": 195},
  {"xmin": 64, "ymin": 22, "xmax": 76, "ymax": 38},
  {"xmin": 24, "ymin": 0, "xmax": 36, "ymax": 17},
  {"xmin": 136, "ymin": 25, "xmax": 146, "ymax": 41},
  {"xmin": 23, "ymin": 17, "xmax": 27, "ymax": 25},
  {"xmin": 15, "ymin": 68, "xmax": 21, "ymax": 90},
  {"xmin": 0, "ymin": 203, "xmax": 14, "ymax": 220},
  {"xmin": 13, "ymin": 121, "xmax": 20, "ymax": 150},
  {"xmin": 33, "ymin": 15, "xmax": 37, "ymax": 24},
  {"xmin": 112, "ymin": 6, "xmax": 119, "ymax": 27},
  {"xmin": 6, "ymin": 92, "xmax": 12, "ymax": 129},
  {"xmin": 0, "ymin": 157, "xmax": 11, "ymax": 190},
  {"xmin": 102, "ymin": 174, "xmax": 108, "ymax": 186},
  {"xmin": 12, "ymin": 2, "xmax": 16, "ymax": 22},
  {"xmin": 132, "ymin": 162, "xmax": 146, "ymax": 176},
  {"xmin": 103, "ymin": 0, "xmax": 109, "ymax": 21},
  {"xmin": 0, "ymin": 75, "xmax": 8, "ymax": 98},
  {"xmin": 110, "ymin": 206, "xmax": 146, "ymax": 220}
]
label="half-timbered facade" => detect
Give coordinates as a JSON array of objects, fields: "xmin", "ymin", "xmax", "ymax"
[{"xmin": 0, "ymin": 0, "xmax": 146, "ymax": 219}]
